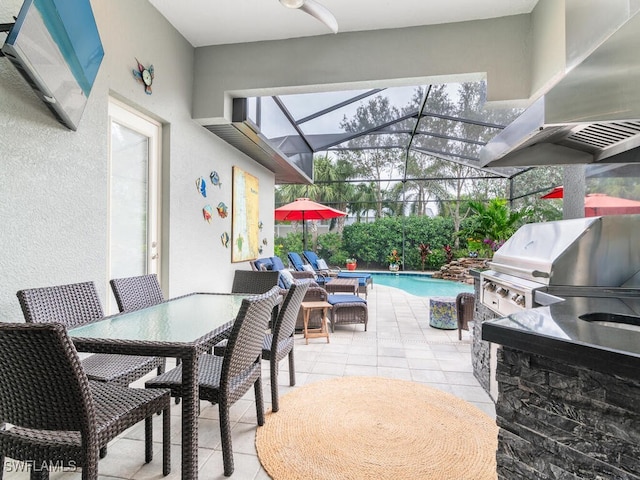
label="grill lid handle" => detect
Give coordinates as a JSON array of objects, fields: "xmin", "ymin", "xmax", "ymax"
[{"xmin": 487, "ymin": 262, "xmax": 550, "ymax": 279}]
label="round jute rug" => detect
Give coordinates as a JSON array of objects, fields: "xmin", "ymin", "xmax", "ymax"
[{"xmin": 256, "ymin": 376, "xmax": 498, "ymax": 480}]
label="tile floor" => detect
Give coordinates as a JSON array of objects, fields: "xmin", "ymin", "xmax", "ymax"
[{"xmin": 4, "ymin": 283, "xmax": 494, "ymax": 480}]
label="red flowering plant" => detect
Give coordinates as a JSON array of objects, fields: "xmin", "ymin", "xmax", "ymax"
[
  {"xmin": 418, "ymin": 243, "xmax": 431, "ymax": 271},
  {"xmin": 443, "ymin": 245, "xmax": 454, "ymax": 263}
]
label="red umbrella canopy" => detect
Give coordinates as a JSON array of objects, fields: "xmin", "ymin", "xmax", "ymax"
[
  {"xmin": 540, "ymin": 186, "xmax": 564, "ymax": 199},
  {"xmin": 274, "ymin": 198, "xmax": 347, "ymax": 221}
]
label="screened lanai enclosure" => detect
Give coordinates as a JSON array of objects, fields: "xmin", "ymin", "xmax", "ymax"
[
  {"xmin": 207, "ymin": 81, "xmax": 640, "ymax": 254},
  {"xmin": 235, "ymin": 82, "xmax": 566, "ymax": 213}
]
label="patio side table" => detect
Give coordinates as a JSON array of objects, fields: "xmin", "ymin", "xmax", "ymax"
[{"xmin": 301, "ymin": 300, "xmax": 331, "ymax": 344}]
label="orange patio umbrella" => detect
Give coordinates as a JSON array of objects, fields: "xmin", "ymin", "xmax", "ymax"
[
  {"xmin": 584, "ymin": 193, "xmax": 640, "ymax": 216},
  {"xmin": 275, "ymin": 198, "xmax": 347, "ymax": 249}
]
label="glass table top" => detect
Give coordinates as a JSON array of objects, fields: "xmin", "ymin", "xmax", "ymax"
[{"xmin": 69, "ymin": 293, "xmax": 246, "ymax": 343}]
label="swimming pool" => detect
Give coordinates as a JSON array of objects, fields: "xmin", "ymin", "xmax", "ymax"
[{"xmin": 365, "ymin": 272, "xmax": 474, "ymax": 297}]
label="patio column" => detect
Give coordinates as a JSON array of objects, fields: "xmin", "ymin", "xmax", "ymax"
[{"xmin": 563, "ymin": 164, "xmax": 586, "ymax": 219}]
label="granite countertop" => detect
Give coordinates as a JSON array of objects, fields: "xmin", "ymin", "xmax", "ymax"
[{"xmin": 482, "ymin": 295, "xmax": 640, "ymax": 380}]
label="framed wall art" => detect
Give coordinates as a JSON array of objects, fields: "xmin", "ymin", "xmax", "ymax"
[{"xmin": 231, "ymin": 166, "xmax": 260, "ymax": 262}]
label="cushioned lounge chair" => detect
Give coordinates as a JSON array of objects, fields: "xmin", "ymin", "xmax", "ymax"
[
  {"xmin": 247, "ymin": 259, "xmax": 329, "ymax": 329},
  {"xmin": 287, "ymin": 252, "xmax": 327, "ymax": 286},
  {"xmin": 302, "ymin": 250, "xmax": 341, "ymax": 276},
  {"xmin": 287, "ymin": 252, "xmax": 306, "ymax": 271},
  {"xmin": 0, "ymin": 322, "xmax": 171, "ymax": 479}
]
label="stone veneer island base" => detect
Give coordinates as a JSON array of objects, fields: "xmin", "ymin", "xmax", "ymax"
[{"xmin": 495, "ymin": 346, "xmax": 640, "ymax": 479}]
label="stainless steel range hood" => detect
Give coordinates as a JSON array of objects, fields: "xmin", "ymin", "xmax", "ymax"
[{"xmin": 481, "ymin": 11, "xmax": 640, "ymax": 168}]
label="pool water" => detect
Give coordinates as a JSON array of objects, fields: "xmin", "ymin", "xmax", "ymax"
[{"xmin": 365, "ymin": 272, "xmax": 474, "ymax": 297}]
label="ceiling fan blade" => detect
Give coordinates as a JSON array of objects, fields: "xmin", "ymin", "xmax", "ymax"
[{"xmin": 299, "ymin": 0, "xmax": 339, "ymax": 34}]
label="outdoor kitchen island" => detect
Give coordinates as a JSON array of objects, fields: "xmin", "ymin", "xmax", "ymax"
[{"xmin": 482, "ymin": 293, "xmax": 640, "ymax": 480}]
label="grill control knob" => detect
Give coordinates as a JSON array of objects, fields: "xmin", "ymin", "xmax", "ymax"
[
  {"xmin": 497, "ymin": 287, "xmax": 509, "ymax": 297},
  {"xmin": 484, "ymin": 282, "xmax": 497, "ymax": 292},
  {"xmin": 514, "ymin": 295, "xmax": 526, "ymax": 307}
]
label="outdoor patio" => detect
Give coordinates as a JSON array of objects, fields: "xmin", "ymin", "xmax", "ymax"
[{"xmin": 3, "ymin": 282, "xmax": 493, "ymax": 480}]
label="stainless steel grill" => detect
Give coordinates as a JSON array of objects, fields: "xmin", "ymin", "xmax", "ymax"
[{"xmin": 480, "ymin": 215, "xmax": 640, "ymax": 317}]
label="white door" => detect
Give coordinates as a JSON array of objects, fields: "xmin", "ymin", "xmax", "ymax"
[{"xmin": 107, "ymin": 99, "xmax": 161, "ymax": 312}]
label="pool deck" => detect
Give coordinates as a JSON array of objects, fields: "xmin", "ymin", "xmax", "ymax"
[{"xmin": 13, "ymin": 283, "xmax": 492, "ymax": 480}]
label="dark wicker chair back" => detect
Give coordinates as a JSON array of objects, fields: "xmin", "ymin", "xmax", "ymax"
[
  {"xmin": 0, "ymin": 322, "xmax": 91, "ymax": 432},
  {"xmin": 110, "ymin": 274, "xmax": 164, "ymax": 312},
  {"xmin": 456, "ymin": 292, "xmax": 475, "ymax": 341},
  {"xmin": 272, "ymin": 281, "xmax": 310, "ymax": 347},
  {"xmin": 16, "ymin": 281, "xmax": 165, "ymax": 386},
  {"xmin": 221, "ymin": 286, "xmax": 281, "ymax": 402},
  {"xmin": 0, "ymin": 322, "xmax": 171, "ymax": 479},
  {"xmin": 17, "ymin": 281, "xmax": 104, "ymax": 328},
  {"xmin": 146, "ymin": 286, "xmax": 281, "ymax": 476},
  {"xmin": 231, "ymin": 270, "xmax": 280, "ymax": 294},
  {"xmin": 263, "ymin": 280, "xmax": 310, "ymax": 412}
]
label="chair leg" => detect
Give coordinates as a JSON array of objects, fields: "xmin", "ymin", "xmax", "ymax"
[
  {"xmin": 29, "ymin": 465, "xmax": 49, "ymax": 480},
  {"xmin": 270, "ymin": 357, "xmax": 279, "ymax": 413},
  {"xmin": 255, "ymin": 377, "xmax": 265, "ymax": 426},
  {"xmin": 162, "ymin": 404, "xmax": 171, "ymax": 476},
  {"xmin": 175, "ymin": 358, "xmax": 182, "ymax": 404},
  {"xmin": 81, "ymin": 456, "xmax": 98, "ymax": 480},
  {"xmin": 145, "ymin": 415, "xmax": 153, "ymax": 464},
  {"xmin": 288, "ymin": 349, "xmax": 296, "ymax": 387},
  {"xmin": 219, "ymin": 401, "xmax": 234, "ymax": 477}
]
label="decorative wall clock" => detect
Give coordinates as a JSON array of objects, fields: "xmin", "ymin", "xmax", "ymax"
[{"xmin": 133, "ymin": 58, "xmax": 154, "ymax": 94}]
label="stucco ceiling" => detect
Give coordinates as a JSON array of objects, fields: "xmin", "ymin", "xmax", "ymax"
[{"xmin": 149, "ymin": 0, "xmax": 539, "ymax": 47}]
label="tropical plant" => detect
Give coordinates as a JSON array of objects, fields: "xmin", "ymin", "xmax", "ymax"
[
  {"xmin": 462, "ymin": 198, "xmax": 529, "ymax": 244},
  {"xmin": 387, "ymin": 249, "xmax": 402, "ymax": 265}
]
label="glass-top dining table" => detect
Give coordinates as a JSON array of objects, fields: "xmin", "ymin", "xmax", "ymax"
[{"xmin": 69, "ymin": 292, "xmax": 248, "ymax": 480}]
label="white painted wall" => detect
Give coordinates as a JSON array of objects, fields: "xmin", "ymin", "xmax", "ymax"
[
  {"xmin": 192, "ymin": 15, "xmax": 533, "ymax": 124},
  {"xmin": 0, "ymin": 0, "xmax": 274, "ymax": 321}
]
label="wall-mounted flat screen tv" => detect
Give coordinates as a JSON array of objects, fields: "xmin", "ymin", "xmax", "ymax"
[{"xmin": 1, "ymin": 0, "xmax": 104, "ymax": 130}]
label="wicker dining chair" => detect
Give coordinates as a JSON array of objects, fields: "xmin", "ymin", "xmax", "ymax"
[
  {"xmin": 456, "ymin": 292, "xmax": 476, "ymax": 340},
  {"xmin": 0, "ymin": 322, "xmax": 171, "ymax": 480},
  {"xmin": 145, "ymin": 286, "xmax": 280, "ymax": 477},
  {"xmin": 16, "ymin": 281, "xmax": 166, "ymax": 386},
  {"xmin": 109, "ymin": 274, "xmax": 164, "ymax": 313},
  {"xmin": 231, "ymin": 270, "xmax": 281, "ymax": 294},
  {"xmin": 262, "ymin": 280, "xmax": 310, "ymax": 412}
]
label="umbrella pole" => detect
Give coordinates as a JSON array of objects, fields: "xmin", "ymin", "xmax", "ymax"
[{"xmin": 302, "ymin": 211, "xmax": 306, "ymax": 250}]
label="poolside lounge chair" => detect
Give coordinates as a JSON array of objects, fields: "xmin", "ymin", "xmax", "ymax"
[
  {"xmin": 288, "ymin": 252, "xmax": 328, "ymax": 286},
  {"xmin": 302, "ymin": 250, "xmax": 341, "ymax": 276},
  {"xmin": 287, "ymin": 252, "xmax": 306, "ymax": 271}
]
